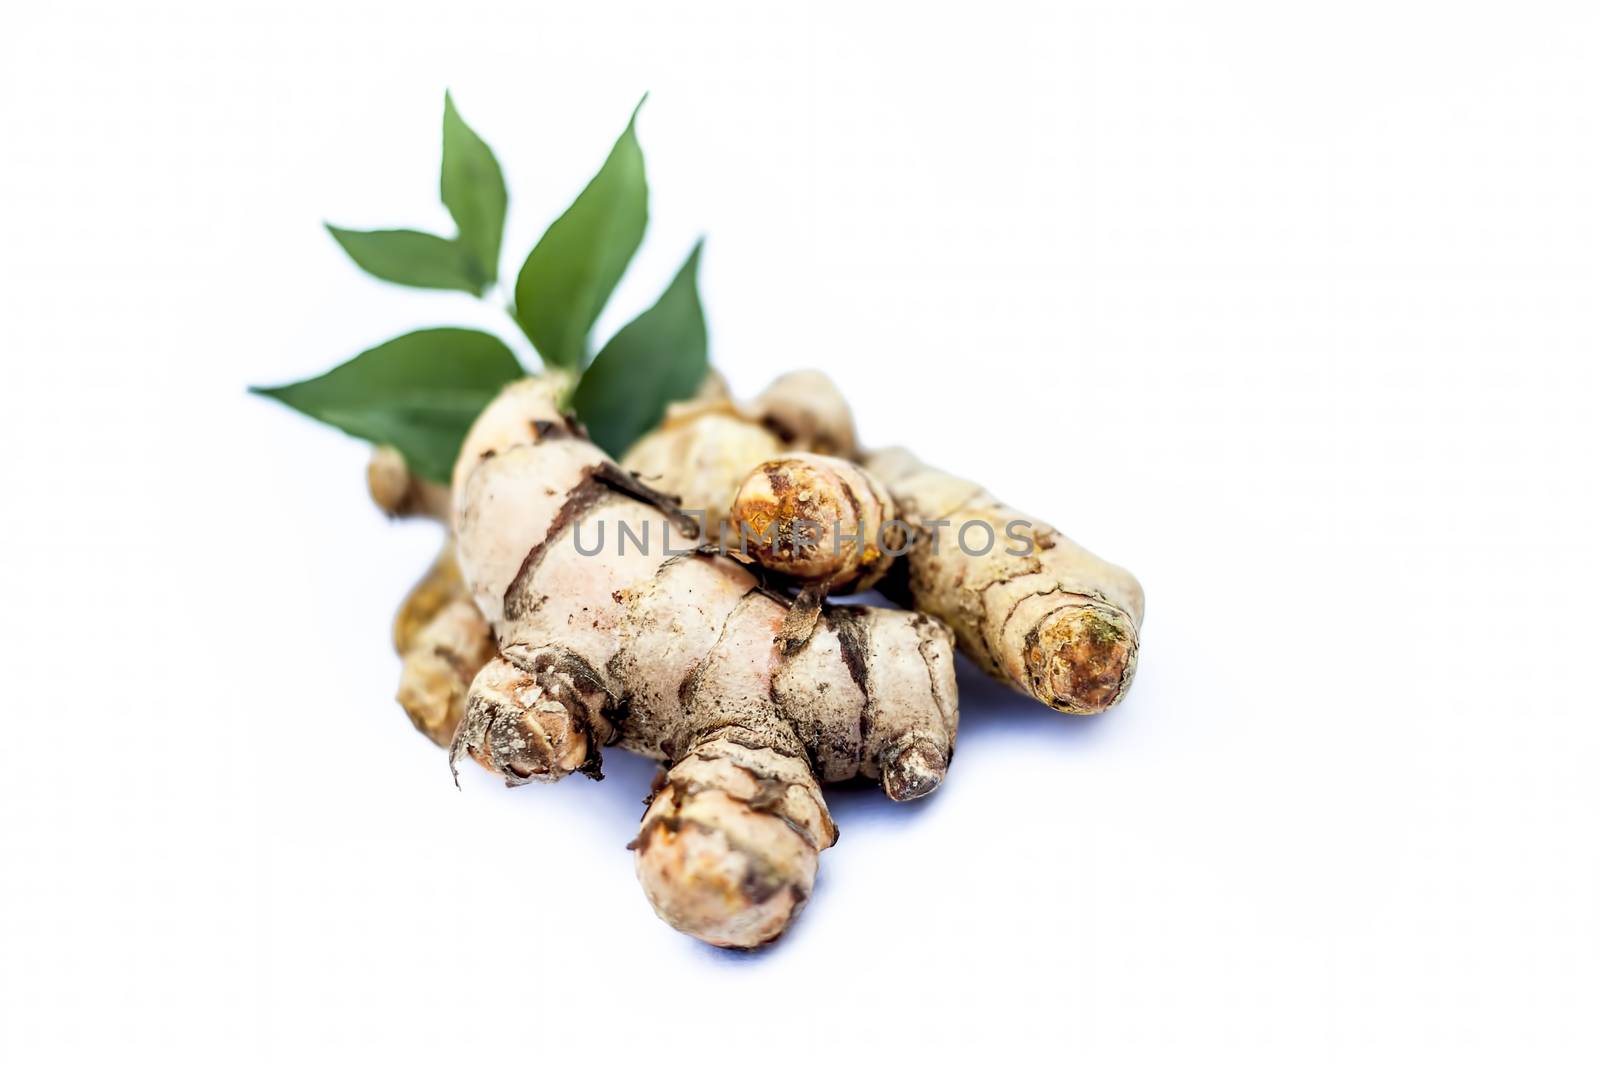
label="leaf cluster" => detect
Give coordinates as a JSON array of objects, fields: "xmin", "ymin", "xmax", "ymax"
[{"xmin": 253, "ymin": 92, "xmax": 707, "ymax": 477}]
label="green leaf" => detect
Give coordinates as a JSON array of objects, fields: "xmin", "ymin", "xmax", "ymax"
[
  {"xmin": 251, "ymin": 328, "xmax": 523, "ymax": 483},
  {"xmin": 440, "ymin": 91, "xmax": 507, "ymax": 287},
  {"xmin": 573, "ymin": 241, "xmax": 708, "ymax": 457},
  {"xmin": 325, "ymin": 225, "xmax": 486, "ymax": 294},
  {"xmin": 513, "ymin": 98, "xmax": 649, "ymax": 369}
]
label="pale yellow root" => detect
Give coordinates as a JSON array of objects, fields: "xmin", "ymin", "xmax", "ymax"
[
  {"xmin": 864, "ymin": 447, "xmax": 1145, "ymax": 714},
  {"xmin": 691, "ymin": 368, "xmax": 732, "ymax": 403},
  {"xmin": 633, "ymin": 730, "xmax": 835, "ymax": 947},
  {"xmin": 391, "ymin": 543, "xmax": 468, "ymax": 653},
  {"xmin": 368, "ymin": 446, "xmax": 451, "ymax": 520},
  {"xmin": 387, "ymin": 543, "xmax": 496, "ymax": 747},
  {"xmin": 397, "ymin": 600, "xmax": 495, "ymax": 747},
  {"xmin": 620, "ymin": 403, "xmax": 784, "ymax": 542},
  {"xmin": 379, "ymin": 370, "xmax": 717, "ymax": 745},
  {"xmin": 746, "ymin": 369, "xmax": 858, "ymax": 458},
  {"xmin": 620, "ymin": 370, "xmax": 860, "ymax": 542},
  {"xmin": 370, "ymin": 448, "xmax": 495, "ymax": 746},
  {"xmin": 449, "ymin": 381, "xmax": 959, "ymax": 948},
  {"xmin": 729, "ymin": 452, "xmax": 901, "ymax": 592}
]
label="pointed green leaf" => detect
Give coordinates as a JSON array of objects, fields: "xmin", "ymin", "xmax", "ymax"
[
  {"xmin": 441, "ymin": 91, "xmax": 507, "ymax": 287},
  {"xmin": 573, "ymin": 241, "xmax": 708, "ymax": 457},
  {"xmin": 325, "ymin": 225, "xmax": 486, "ymax": 294},
  {"xmin": 251, "ymin": 328, "xmax": 523, "ymax": 482},
  {"xmin": 513, "ymin": 99, "xmax": 648, "ymax": 369}
]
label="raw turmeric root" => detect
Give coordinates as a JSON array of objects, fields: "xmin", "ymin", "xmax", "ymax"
[
  {"xmin": 368, "ymin": 445, "xmax": 451, "ymax": 520},
  {"xmin": 864, "ymin": 447, "xmax": 1144, "ymax": 714},
  {"xmin": 629, "ymin": 366, "xmax": 1144, "ymax": 715},
  {"xmin": 619, "ymin": 398, "xmax": 782, "ymax": 541},
  {"xmin": 374, "ymin": 369, "xmax": 856, "ymax": 746},
  {"xmin": 448, "ymin": 379, "xmax": 958, "ymax": 947},
  {"xmin": 620, "ymin": 370, "xmax": 859, "ymax": 541},
  {"xmin": 369, "ymin": 447, "xmax": 495, "ymax": 745},
  {"xmin": 729, "ymin": 452, "xmax": 904, "ymax": 652},
  {"xmin": 747, "ymin": 369, "xmax": 859, "ymax": 457},
  {"xmin": 731, "ymin": 453, "xmax": 900, "ymax": 592},
  {"xmin": 588, "ymin": 374, "xmax": 875, "ymax": 661},
  {"xmin": 392, "ymin": 546, "xmax": 496, "ymax": 745}
]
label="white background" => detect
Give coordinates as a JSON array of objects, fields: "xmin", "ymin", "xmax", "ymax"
[{"xmin": 2, "ymin": 1, "xmax": 1596, "ymax": 1062}]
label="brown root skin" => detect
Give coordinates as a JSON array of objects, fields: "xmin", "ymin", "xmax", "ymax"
[
  {"xmin": 374, "ymin": 371, "xmax": 719, "ymax": 749},
  {"xmin": 690, "ymin": 368, "xmax": 732, "ymax": 403},
  {"xmin": 449, "ymin": 651, "xmax": 609, "ymax": 784},
  {"xmin": 620, "ymin": 370, "xmax": 860, "ymax": 544},
  {"xmin": 391, "ymin": 543, "xmax": 467, "ymax": 653},
  {"xmin": 369, "ymin": 450, "xmax": 495, "ymax": 748},
  {"xmin": 621, "ymin": 406, "xmax": 782, "ymax": 541},
  {"xmin": 730, "ymin": 453, "xmax": 901, "ymax": 594},
  {"xmin": 746, "ymin": 370, "xmax": 858, "ymax": 458},
  {"xmin": 367, "ymin": 446, "xmax": 451, "ymax": 520},
  {"xmin": 398, "ymin": 600, "xmax": 496, "ymax": 746},
  {"xmin": 392, "ymin": 544, "xmax": 496, "ymax": 746},
  {"xmin": 450, "ymin": 380, "xmax": 959, "ymax": 948},
  {"xmin": 633, "ymin": 729, "xmax": 835, "ymax": 948},
  {"xmin": 449, "ymin": 372, "xmax": 576, "ymax": 497},
  {"xmin": 864, "ymin": 447, "xmax": 1145, "ymax": 715}
]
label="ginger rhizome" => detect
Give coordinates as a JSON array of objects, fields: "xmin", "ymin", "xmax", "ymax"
[
  {"xmin": 710, "ymin": 440, "xmax": 1145, "ymax": 715},
  {"xmin": 865, "ymin": 447, "xmax": 1144, "ymax": 714},
  {"xmin": 448, "ymin": 379, "xmax": 958, "ymax": 947},
  {"xmin": 620, "ymin": 370, "xmax": 860, "ymax": 542},
  {"xmin": 731, "ymin": 452, "xmax": 901, "ymax": 592},
  {"xmin": 729, "ymin": 451, "xmax": 903, "ymax": 652},
  {"xmin": 619, "ymin": 371, "xmax": 870, "ymax": 653},
  {"xmin": 745, "ymin": 369, "xmax": 859, "ymax": 458},
  {"xmin": 368, "ymin": 447, "xmax": 495, "ymax": 746},
  {"xmin": 391, "ymin": 545, "xmax": 496, "ymax": 746},
  {"xmin": 374, "ymin": 371, "xmax": 867, "ymax": 749},
  {"xmin": 621, "ymin": 373, "xmax": 1145, "ymax": 715},
  {"xmin": 367, "ymin": 445, "xmax": 452, "ymax": 521}
]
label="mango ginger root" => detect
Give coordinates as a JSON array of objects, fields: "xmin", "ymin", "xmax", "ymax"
[
  {"xmin": 722, "ymin": 446, "xmax": 1144, "ymax": 713},
  {"xmin": 391, "ymin": 544, "xmax": 496, "ymax": 746},
  {"xmin": 369, "ymin": 447, "xmax": 495, "ymax": 746},
  {"xmin": 620, "ymin": 370, "xmax": 859, "ymax": 541},
  {"xmin": 731, "ymin": 452, "xmax": 900, "ymax": 592},
  {"xmin": 730, "ymin": 452, "xmax": 903, "ymax": 652},
  {"xmin": 865, "ymin": 447, "xmax": 1144, "ymax": 714},
  {"xmin": 449, "ymin": 379, "xmax": 959, "ymax": 947}
]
